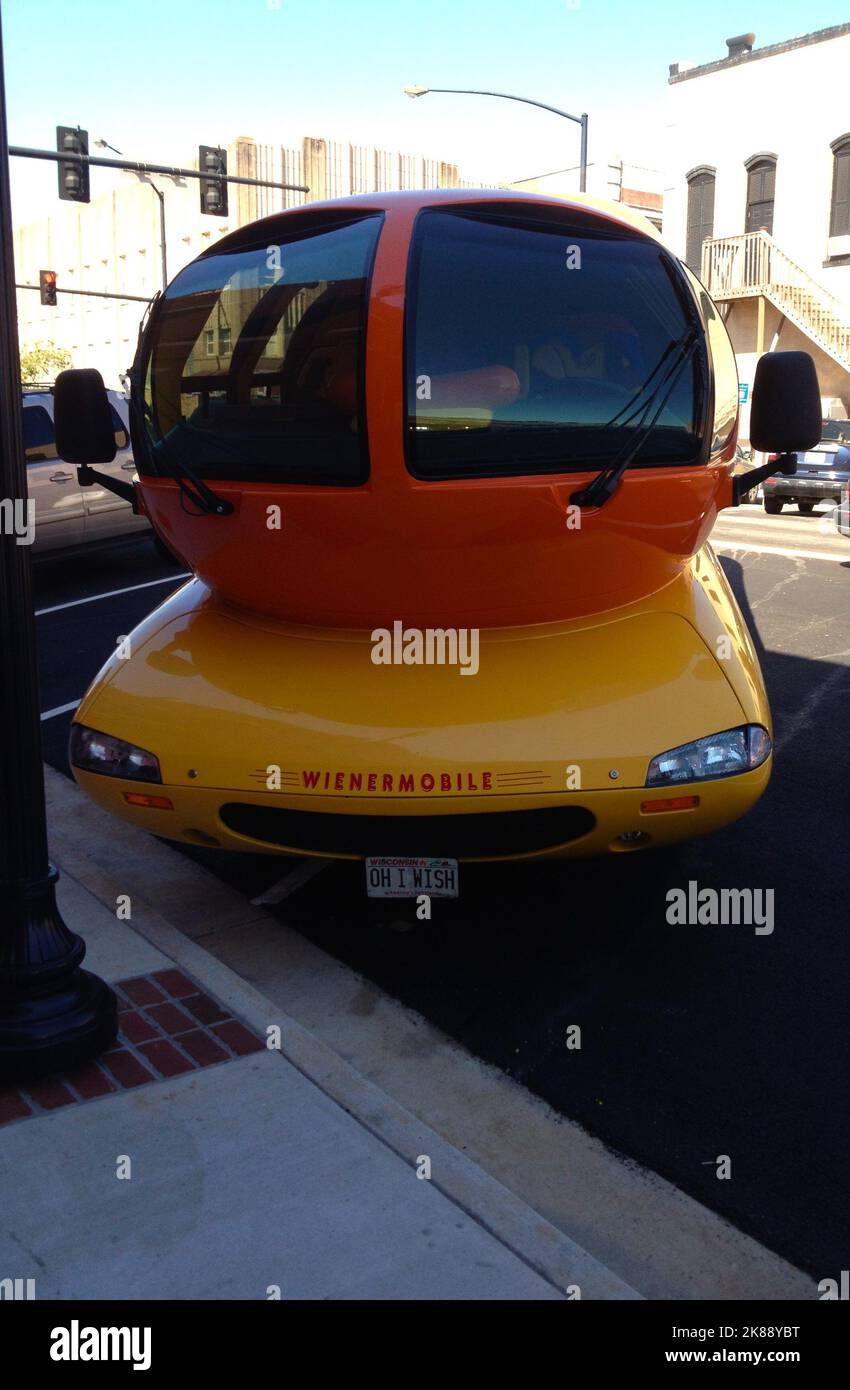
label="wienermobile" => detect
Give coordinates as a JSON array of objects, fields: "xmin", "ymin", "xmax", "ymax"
[{"xmin": 54, "ymin": 189, "xmax": 821, "ymax": 896}]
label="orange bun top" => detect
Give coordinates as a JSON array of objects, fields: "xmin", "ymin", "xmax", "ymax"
[{"xmin": 135, "ymin": 189, "xmax": 737, "ymax": 627}]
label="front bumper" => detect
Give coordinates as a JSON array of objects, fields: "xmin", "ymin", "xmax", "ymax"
[
  {"xmin": 72, "ymin": 762, "xmax": 772, "ymax": 862},
  {"xmin": 764, "ymin": 477, "xmax": 843, "ymax": 502}
]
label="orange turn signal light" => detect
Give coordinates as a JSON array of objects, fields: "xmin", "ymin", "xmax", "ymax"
[
  {"xmin": 640, "ymin": 795, "xmax": 700, "ymax": 814},
  {"xmin": 123, "ymin": 792, "xmax": 174, "ymax": 810}
]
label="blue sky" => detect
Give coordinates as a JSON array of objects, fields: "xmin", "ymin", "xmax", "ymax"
[{"xmin": 4, "ymin": 0, "xmax": 849, "ymax": 219}]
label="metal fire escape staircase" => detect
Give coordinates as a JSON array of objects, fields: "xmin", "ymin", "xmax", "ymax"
[{"xmin": 701, "ymin": 231, "xmax": 850, "ymax": 373}]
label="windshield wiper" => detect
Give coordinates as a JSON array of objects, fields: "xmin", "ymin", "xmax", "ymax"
[
  {"xmin": 601, "ymin": 334, "xmax": 687, "ymax": 430},
  {"xmin": 170, "ymin": 456, "xmax": 234, "ymax": 516},
  {"xmin": 570, "ymin": 329, "xmax": 700, "ymax": 509},
  {"xmin": 151, "ymin": 436, "xmax": 234, "ymax": 516}
]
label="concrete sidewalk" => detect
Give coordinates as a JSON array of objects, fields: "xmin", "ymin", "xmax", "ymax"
[{"xmin": 0, "ymin": 834, "xmax": 639, "ymax": 1300}]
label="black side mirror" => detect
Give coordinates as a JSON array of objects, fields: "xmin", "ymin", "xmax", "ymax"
[
  {"xmin": 54, "ymin": 368, "xmax": 117, "ymax": 465},
  {"xmin": 750, "ymin": 351, "xmax": 821, "ymax": 455},
  {"xmin": 732, "ymin": 351, "xmax": 822, "ymax": 504}
]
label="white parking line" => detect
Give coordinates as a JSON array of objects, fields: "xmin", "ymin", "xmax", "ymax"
[
  {"xmin": 716, "ymin": 517, "xmax": 832, "ymax": 534},
  {"xmin": 40, "ymin": 700, "xmax": 80, "ymax": 721},
  {"xmin": 712, "ymin": 540, "xmax": 849, "ymax": 563},
  {"xmin": 251, "ymin": 858, "xmax": 331, "ymax": 905},
  {"xmin": 35, "ymin": 572, "xmax": 191, "ymax": 618}
]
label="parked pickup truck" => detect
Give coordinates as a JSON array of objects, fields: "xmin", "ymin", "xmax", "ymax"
[{"xmin": 762, "ymin": 418, "xmax": 850, "ymax": 515}]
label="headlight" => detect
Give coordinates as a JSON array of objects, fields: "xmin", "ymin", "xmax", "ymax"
[
  {"xmin": 646, "ymin": 725, "xmax": 771, "ymax": 786},
  {"xmin": 69, "ymin": 724, "xmax": 161, "ymax": 783}
]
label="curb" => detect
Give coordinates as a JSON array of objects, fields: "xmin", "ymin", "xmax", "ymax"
[
  {"xmin": 46, "ymin": 767, "xmax": 640, "ymax": 1301},
  {"xmin": 45, "ymin": 764, "xmax": 818, "ymax": 1301}
]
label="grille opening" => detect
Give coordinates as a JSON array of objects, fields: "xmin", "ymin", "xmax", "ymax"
[{"xmin": 219, "ymin": 803, "xmax": 596, "ymax": 858}]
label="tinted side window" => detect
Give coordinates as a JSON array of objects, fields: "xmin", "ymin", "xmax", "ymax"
[
  {"xmin": 22, "ymin": 404, "xmax": 57, "ymax": 460},
  {"xmin": 683, "ymin": 267, "xmax": 738, "ymax": 455},
  {"xmin": 110, "ymin": 405, "xmax": 129, "ymax": 450}
]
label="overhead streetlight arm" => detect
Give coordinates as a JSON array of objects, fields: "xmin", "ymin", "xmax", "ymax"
[
  {"xmin": 403, "ymin": 85, "xmax": 588, "ymax": 192},
  {"xmin": 420, "ymin": 87, "xmax": 585, "ymax": 128}
]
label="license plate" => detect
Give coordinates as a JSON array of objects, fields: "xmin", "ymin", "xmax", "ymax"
[{"xmin": 365, "ymin": 856, "xmax": 459, "ymax": 899}]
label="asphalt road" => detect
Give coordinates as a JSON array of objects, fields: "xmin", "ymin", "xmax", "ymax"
[{"xmin": 32, "ymin": 505, "xmax": 850, "ymax": 1280}]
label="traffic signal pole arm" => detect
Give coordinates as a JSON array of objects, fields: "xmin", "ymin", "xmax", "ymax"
[
  {"xmin": 9, "ymin": 145, "xmax": 309, "ymax": 194},
  {"xmin": 12, "ymin": 140, "xmax": 309, "ymax": 292},
  {"xmin": 16, "ymin": 282, "xmax": 153, "ymax": 303}
]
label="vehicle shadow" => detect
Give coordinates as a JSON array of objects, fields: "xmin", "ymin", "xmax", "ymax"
[{"xmin": 281, "ymin": 556, "xmax": 850, "ymax": 1279}]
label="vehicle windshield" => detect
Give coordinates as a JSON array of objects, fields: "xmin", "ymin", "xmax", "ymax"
[
  {"xmin": 405, "ymin": 208, "xmax": 705, "ymax": 479},
  {"xmin": 820, "ymin": 419, "xmax": 850, "ymax": 443},
  {"xmin": 138, "ymin": 212, "xmax": 383, "ymax": 485}
]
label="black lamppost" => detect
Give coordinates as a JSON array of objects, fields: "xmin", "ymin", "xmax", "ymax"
[
  {"xmin": 404, "ymin": 85, "xmax": 589, "ymax": 192},
  {"xmin": 0, "ymin": 5, "xmax": 117, "ymax": 1080}
]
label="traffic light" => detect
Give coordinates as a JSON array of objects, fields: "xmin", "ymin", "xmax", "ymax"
[
  {"xmin": 199, "ymin": 145, "xmax": 228, "ymax": 216},
  {"xmin": 57, "ymin": 126, "xmax": 90, "ymax": 203},
  {"xmin": 39, "ymin": 270, "xmax": 57, "ymax": 307}
]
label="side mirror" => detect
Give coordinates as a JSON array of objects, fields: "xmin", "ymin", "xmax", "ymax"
[
  {"xmin": 750, "ymin": 351, "xmax": 821, "ymax": 456},
  {"xmin": 54, "ymin": 368, "xmax": 117, "ymax": 465},
  {"xmin": 731, "ymin": 351, "xmax": 822, "ymax": 504}
]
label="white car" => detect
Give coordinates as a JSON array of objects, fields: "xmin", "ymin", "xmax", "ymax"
[{"xmin": 23, "ymin": 385, "xmax": 151, "ymax": 554}]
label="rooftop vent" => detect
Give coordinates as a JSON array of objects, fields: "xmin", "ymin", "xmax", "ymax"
[{"xmin": 726, "ymin": 32, "xmax": 755, "ymax": 59}]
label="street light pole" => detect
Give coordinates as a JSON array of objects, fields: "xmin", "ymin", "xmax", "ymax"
[
  {"xmin": 0, "ymin": 9, "xmax": 117, "ymax": 1079},
  {"xmin": 145, "ymin": 178, "xmax": 168, "ymax": 291},
  {"xmin": 579, "ymin": 112, "xmax": 588, "ymax": 194},
  {"xmin": 96, "ymin": 138, "xmax": 169, "ymax": 292},
  {"xmin": 405, "ymin": 85, "xmax": 589, "ymax": 192}
]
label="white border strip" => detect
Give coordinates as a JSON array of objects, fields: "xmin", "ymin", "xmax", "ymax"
[{"xmin": 36, "ymin": 573, "xmax": 190, "ymax": 617}]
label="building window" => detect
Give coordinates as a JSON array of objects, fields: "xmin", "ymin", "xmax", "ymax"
[
  {"xmin": 745, "ymin": 154, "xmax": 776, "ymax": 235},
  {"xmin": 685, "ymin": 168, "xmax": 715, "ymax": 274},
  {"xmin": 218, "ymin": 326, "xmax": 231, "ymax": 355},
  {"xmin": 204, "ymin": 330, "xmax": 215, "ymax": 357},
  {"xmin": 829, "ymin": 136, "xmax": 850, "ymax": 237}
]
